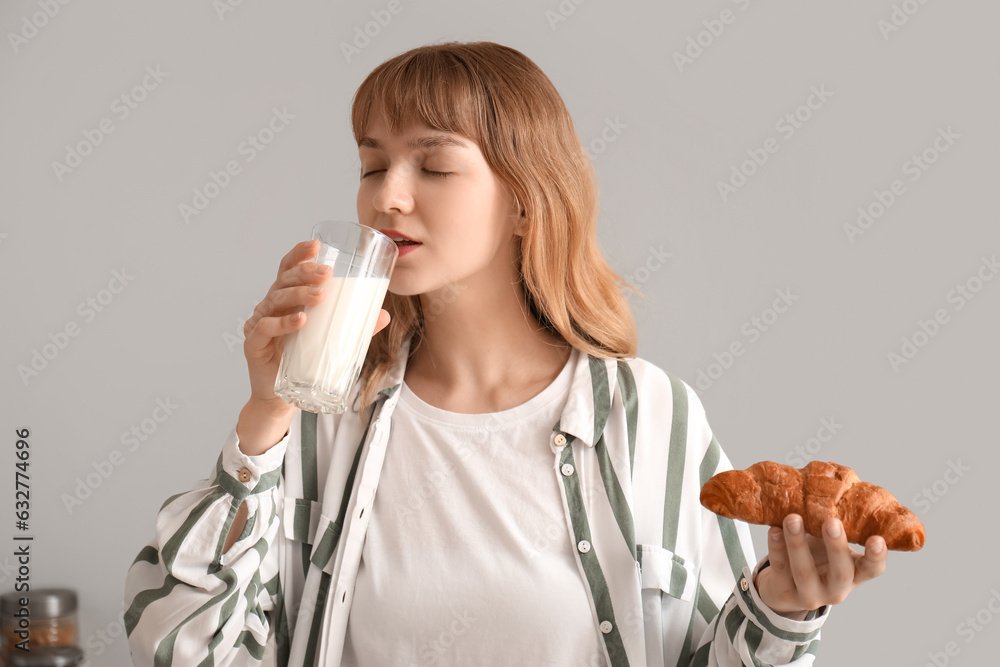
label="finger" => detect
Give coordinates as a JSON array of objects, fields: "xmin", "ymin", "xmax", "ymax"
[
  {"xmin": 783, "ymin": 514, "xmax": 822, "ymax": 602},
  {"xmin": 275, "ymin": 239, "xmax": 321, "ymax": 279},
  {"xmin": 767, "ymin": 525, "xmax": 790, "ymax": 573},
  {"xmin": 853, "ymin": 535, "xmax": 887, "ymax": 586},
  {"xmin": 254, "ymin": 284, "xmax": 328, "ymax": 323},
  {"xmin": 821, "ymin": 518, "xmax": 855, "ymax": 604},
  {"xmin": 372, "ymin": 309, "xmax": 391, "ymax": 336},
  {"xmin": 245, "ymin": 284, "xmax": 316, "ymax": 339},
  {"xmin": 273, "ymin": 261, "xmax": 332, "ymax": 291},
  {"xmin": 244, "ymin": 311, "xmax": 306, "ymax": 358}
]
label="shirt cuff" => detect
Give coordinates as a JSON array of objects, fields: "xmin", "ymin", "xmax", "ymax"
[
  {"xmin": 215, "ymin": 424, "xmax": 290, "ymax": 501},
  {"xmin": 734, "ymin": 556, "xmax": 830, "ymax": 640}
]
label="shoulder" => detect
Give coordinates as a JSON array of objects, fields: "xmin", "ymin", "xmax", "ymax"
[
  {"xmin": 614, "ymin": 355, "xmax": 716, "ymax": 459},
  {"xmin": 615, "ymin": 355, "xmax": 709, "ymax": 419}
]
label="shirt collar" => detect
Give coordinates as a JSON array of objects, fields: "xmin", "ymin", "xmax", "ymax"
[
  {"xmin": 355, "ymin": 334, "xmax": 618, "ymax": 449},
  {"xmin": 556, "ymin": 350, "xmax": 619, "ymax": 448}
]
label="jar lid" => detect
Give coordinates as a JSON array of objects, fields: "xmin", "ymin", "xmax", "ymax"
[
  {"xmin": 8, "ymin": 646, "xmax": 84, "ymax": 666},
  {"xmin": 0, "ymin": 589, "xmax": 77, "ymax": 618}
]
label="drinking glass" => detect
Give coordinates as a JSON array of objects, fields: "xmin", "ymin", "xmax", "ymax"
[{"xmin": 274, "ymin": 220, "xmax": 397, "ymax": 414}]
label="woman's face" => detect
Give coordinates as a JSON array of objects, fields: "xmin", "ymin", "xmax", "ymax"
[{"xmin": 356, "ymin": 115, "xmax": 522, "ymax": 299}]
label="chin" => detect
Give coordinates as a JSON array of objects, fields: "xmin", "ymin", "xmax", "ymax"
[
  {"xmin": 386, "ymin": 274, "xmax": 427, "ymax": 298},
  {"xmin": 389, "ymin": 272, "xmax": 466, "ymax": 303},
  {"xmin": 387, "ymin": 286, "xmax": 422, "ymax": 298}
]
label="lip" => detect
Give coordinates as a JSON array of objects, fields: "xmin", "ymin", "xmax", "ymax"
[
  {"xmin": 379, "ymin": 228, "xmax": 421, "ymax": 244},
  {"xmin": 396, "ymin": 242, "xmax": 420, "ymax": 257}
]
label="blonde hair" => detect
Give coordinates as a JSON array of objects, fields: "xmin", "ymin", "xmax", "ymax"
[{"xmin": 352, "ymin": 41, "xmax": 641, "ymax": 416}]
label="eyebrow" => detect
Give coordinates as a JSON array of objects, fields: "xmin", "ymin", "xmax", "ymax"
[{"xmin": 358, "ymin": 135, "xmax": 469, "ymax": 150}]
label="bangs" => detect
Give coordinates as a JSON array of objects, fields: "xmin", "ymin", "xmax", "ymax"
[{"xmin": 351, "ymin": 48, "xmax": 484, "ymax": 144}]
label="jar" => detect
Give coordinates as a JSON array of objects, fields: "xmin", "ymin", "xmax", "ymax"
[
  {"xmin": 7, "ymin": 646, "xmax": 84, "ymax": 667},
  {"xmin": 0, "ymin": 590, "xmax": 78, "ymax": 659}
]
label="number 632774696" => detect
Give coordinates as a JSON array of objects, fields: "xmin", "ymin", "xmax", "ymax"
[{"xmin": 15, "ymin": 428, "xmax": 30, "ymax": 531}]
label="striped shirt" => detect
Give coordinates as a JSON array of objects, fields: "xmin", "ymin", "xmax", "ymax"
[{"xmin": 124, "ymin": 335, "xmax": 830, "ymax": 666}]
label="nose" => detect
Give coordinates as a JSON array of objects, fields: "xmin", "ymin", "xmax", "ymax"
[{"xmin": 371, "ymin": 167, "xmax": 414, "ymax": 216}]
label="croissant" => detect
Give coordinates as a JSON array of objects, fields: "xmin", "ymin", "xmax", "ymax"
[{"xmin": 700, "ymin": 460, "xmax": 925, "ymax": 551}]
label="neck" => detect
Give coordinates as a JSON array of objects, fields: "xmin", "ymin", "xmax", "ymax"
[{"xmin": 404, "ymin": 243, "xmax": 570, "ymax": 398}]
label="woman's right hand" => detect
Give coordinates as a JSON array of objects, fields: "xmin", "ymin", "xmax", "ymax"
[{"xmin": 238, "ymin": 240, "xmax": 391, "ymax": 451}]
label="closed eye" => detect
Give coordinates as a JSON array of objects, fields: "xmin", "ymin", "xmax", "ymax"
[{"xmin": 360, "ymin": 169, "xmax": 452, "ymax": 179}]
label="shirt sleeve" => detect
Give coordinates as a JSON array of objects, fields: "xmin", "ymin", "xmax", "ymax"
[
  {"xmin": 124, "ymin": 424, "xmax": 290, "ymax": 667},
  {"xmin": 686, "ymin": 393, "xmax": 831, "ymax": 666}
]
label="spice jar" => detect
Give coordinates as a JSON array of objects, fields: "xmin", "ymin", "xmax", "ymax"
[
  {"xmin": 7, "ymin": 646, "xmax": 84, "ymax": 667},
  {"xmin": 0, "ymin": 589, "xmax": 78, "ymax": 659}
]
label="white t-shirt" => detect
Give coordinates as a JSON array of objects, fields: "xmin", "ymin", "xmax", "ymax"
[{"xmin": 341, "ymin": 348, "xmax": 608, "ymax": 667}]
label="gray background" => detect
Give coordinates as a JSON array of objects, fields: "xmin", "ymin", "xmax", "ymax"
[{"xmin": 2, "ymin": 0, "xmax": 997, "ymax": 665}]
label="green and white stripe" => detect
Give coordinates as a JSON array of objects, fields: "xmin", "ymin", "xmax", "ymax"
[{"xmin": 124, "ymin": 336, "xmax": 830, "ymax": 666}]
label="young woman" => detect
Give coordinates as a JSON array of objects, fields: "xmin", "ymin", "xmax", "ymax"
[{"xmin": 125, "ymin": 41, "xmax": 888, "ymax": 667}]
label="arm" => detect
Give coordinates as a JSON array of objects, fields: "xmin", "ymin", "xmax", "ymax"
[
  {"xmin": 687, "ymin": 436, "xmax": 830, "ymax": 666},
  {"xmin": 124, "ymin": 424, "xmax": 290, "ymax": 667}
]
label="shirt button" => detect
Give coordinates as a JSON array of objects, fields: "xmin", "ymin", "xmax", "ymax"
[
  {"xmin": 740, "ymin": 577, "xmax": 750, "ymax": 592},
  {"xmin": 577, "ymin": 540, "xmax": 591, "ymax": 554},
  {"xmin": 599, "ymin": 620, "xmax": 613, "ymax": 634},
  {"xmin": 238, "ymin": 467, "xmax": 252, "ymax": 483},
  {"xmin": 561, "ymin": 463, "xmax": 575, "ymax": 477},
  {"xmin": 554, "ymin": 433, "xmax": 567, "ymax": 447}
]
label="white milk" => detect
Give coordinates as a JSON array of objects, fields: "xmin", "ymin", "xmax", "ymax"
[{"xmin": 282, "ymin": 274, "xmax": 390, "ymax": 395}]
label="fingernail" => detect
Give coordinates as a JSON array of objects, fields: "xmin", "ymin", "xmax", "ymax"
[
  {"xmin": 871, "ymin": 538, "xmax": 884, "ymax": 554},
  {"xmin": 770, "ymin": 528, "xmax": 783, "ymax": 542},
  {"xmin": 826, "ymin": 519, "xmax": 842, "ymax": 538},
  {"xmin": 309, "ymin": 286, "xmax": 322, "ymax": 295},
  {"xmin": 786, "ymin": 516, "xmax": 802, "ymax": 535},
  {"xmin": 318, "ymin": 265, "xmax": 332, "ymax": 274}
]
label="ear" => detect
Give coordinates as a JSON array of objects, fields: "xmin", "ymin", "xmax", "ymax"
[{"xmin": 508, "ymin": 189, "xmax": 526, "ymax": 229}]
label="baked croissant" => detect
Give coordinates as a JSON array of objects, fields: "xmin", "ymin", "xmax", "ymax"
[{"xmin": 700, "ymin": 460, "xmax": 925, "ymax": 551}]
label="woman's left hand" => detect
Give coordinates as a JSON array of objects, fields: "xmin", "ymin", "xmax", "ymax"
[{"xmin": 754, "ymin": 513, "xmax": 888, "ymax": 620}]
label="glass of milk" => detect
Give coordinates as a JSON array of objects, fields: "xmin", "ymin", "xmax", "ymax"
[{"xmin": 273, "ymin": 221, "xmax": 398, "ymax": 414}]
